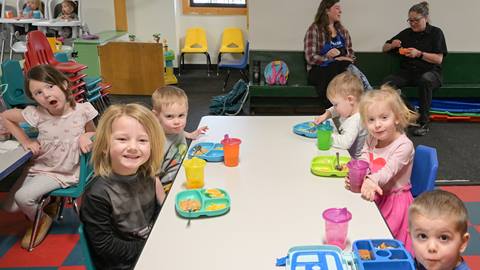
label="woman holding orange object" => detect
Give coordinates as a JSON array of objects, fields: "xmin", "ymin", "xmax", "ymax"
[{"xmin": 382, "ymin": 2, "xmax": 447, "ymax": 136}]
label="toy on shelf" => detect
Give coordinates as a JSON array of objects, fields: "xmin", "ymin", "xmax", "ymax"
[
  {"xmin": 153, "ymin": 33, "xmax": 161, "ymax": 43},
  {"xmin": 163, "ymin": 39, "xmax": 178, "ymax": 85}
]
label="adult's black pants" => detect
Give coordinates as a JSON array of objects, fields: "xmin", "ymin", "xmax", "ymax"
[
  {"xmin": 383, "ymin": 69, "xmax": 442, "ymax": 125},
  {"xmin": 308, "ymin": 60, "xmax": 350, "ymax": 110}
]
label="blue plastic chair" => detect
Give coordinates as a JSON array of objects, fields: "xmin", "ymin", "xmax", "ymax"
[
  {"xmin": 0, "ymin": 60, "xmax": 35, "ymax": 108},
  {"xmin": 28, "ymin": 151, "xmax": 94, "ymax": 251},
  {"xmin": 218, "ymin": 41, "xmax": 249, "ymax": 91},
  {"xmin": 78, "ymin": 224, "xmax": 96, "ymax": 270},
  {"xmin": 411, "ymin": 145, "xmax": 438, "ymax": 197}
]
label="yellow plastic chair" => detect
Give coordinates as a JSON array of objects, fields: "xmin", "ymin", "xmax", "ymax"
[
  {"xmin": 180, "ymin": 27, "xmax": 211, "ymax": 75},
  {"xmin": 218, "ymin": 27, "xmax": 244, "ymax": 62}
]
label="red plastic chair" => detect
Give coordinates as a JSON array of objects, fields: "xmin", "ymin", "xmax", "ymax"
[{"xmin": 25, "ymin": 31, "xmax": 87, "ymax": 74}]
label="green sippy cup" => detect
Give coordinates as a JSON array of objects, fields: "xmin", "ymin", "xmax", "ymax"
[{"xmin": 317, "ymin": 121, "xmax": 333, "ymax": 150}]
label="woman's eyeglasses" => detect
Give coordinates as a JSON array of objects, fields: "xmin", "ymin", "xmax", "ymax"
[{"xmin": 407, "ymin": 16, "xmax": 423, "ymax": 23}]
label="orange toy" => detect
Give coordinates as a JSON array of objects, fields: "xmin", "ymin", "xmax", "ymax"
[{"xmin": 399, "ymin": 48, "xmax": 411, "ymax": 55}]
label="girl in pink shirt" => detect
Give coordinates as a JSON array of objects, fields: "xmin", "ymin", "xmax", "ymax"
[
  {"xmin": 1, "ymin": 64, "xmax": 98, "ymax": 249},
  {"xmin": 346, "ymin": 85, "xmax": 418, "ymax": 252}
]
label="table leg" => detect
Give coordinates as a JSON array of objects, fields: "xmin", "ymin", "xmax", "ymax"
[
  {"xmin": 9, "ymin": 31, "xmax": 13, "ymax": 60},
  {"xmin": 1, "ymin": 37, "xmax": 5, "ymax": 64}
]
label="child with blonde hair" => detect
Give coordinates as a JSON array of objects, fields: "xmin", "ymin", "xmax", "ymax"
[
  {"xmin": 1, "ymin": 64, "xmax": 97, "ymax": 249},
  {"xmin": 346, "ymin": 85, "xmax": 418, "ymax": 252},
  {"xmin": 314, "ymin": 71, "xmax": 367, "ymax": 158},
  {"xmin": 80, "ymin": 103, "xmax": 166, "ymax": 270},
  {"xmin": 21, "ymin": 0, "xmax": 44, "ymax": 18},
  {"xmin": 15, "ymin": 0, "xmax": 44, "ymax": 36},
  {"xmin": 409, "ymin": 190, "xmax": 471, "ymax": 270},
  {"xmin": 151, "ymin": 86, "xmax": 208, "ymax": 191}
]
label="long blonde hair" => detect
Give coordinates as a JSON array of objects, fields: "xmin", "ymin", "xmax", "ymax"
[
  {"xmin": 359, "ymin": 85, "xmax": 418, "ymax": 131},
  {"xmin": 92, "ymin": 103, "xmax": 165, "ymax": 178}
]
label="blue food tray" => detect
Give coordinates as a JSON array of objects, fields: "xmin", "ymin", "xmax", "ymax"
[
  {"xmin": 175, "ymin": 188, "xmax": 230, "ymax": 218},
  {"xmin": 187, "ymin": 142, "xmax": 224, "ymax": 162},
  {"xmin": 353, "ymin": 239, "xmax": 414, "ymax": 270},
  {"xmin": 277, "ymin": 239, "xmax": 414, "ymax": 270},
  {"xmin": 293, "ymin": 120, "xmax": 333, "ymax": 138},
  {"xmin": 292, "ymin": 121, "xmax": 318, "ymax": 138}
]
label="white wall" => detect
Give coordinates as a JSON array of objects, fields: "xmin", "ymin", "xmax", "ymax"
[
  {"xmin": 105, "ymin": 0, "xmax": 248, "ymax": 65},
  {"xmin": 82, "ymin": 0, "xmax": 115, "ymax": 34},
  {"xmin": 175, "ymin": 0, "xmax": 247, "ymax": 64},
  {"xmin": 249, "ymin": 0, "xmax": 480, "ymax": 52},
  {"xmin": 126, "ymin": 0, "xmax": 178, "ymax": 56}
]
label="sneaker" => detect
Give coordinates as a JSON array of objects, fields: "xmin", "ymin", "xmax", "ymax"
[
  {"xmin": 411, "ymin": 124, "xmax": 429, "ymax": 136},
  {"xmin": 20, "ymin": 214, "xmax": 53, "ymax": 249}
]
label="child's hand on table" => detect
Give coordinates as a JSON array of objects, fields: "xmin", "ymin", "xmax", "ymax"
[
  {"xmin": 314, "ymin": 115, "xmax": 327, "ymax": 125},
  {"xmin": 314, "ymin": 110, "xmax": 331, "ymax": 125},
  {"xmin": 185, "ymin": 126, "xmax": 209, "ymax": 140},
  {"xmin": 360, "ymin": 177, "xmax": 383, "ymax": 202},
  {"xmin": 22, "ymin": 139, "xmax": 40, "ymax": 155},
  {"xmin": 344, "ymin": 175, "xmax": 351, "ymax": 191}
]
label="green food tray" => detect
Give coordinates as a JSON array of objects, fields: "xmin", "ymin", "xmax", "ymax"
[
  {"xmin": 311, "ymin": 155, "xmax": 351, "ymax": 177},
  {"xmin": 175, "ymin": 188, "xmax": 231, "ymax": 218}
]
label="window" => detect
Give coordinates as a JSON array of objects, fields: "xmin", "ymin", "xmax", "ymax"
[
  {"xmin": 182, "ymin": 0, "xmax": 247, "ymax": 15},
  {"xmin": 190, "ymin": 0, "xmax": 246, "ymax": 8}
]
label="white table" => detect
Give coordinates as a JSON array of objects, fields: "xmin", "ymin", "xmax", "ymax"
[
  {"xmin": 136, "ymin": 116, "xmax": 392, "ymax": 270},
  {"xmin": 0, "ymin": 144, "xmax": 31, "ymax": 181}
]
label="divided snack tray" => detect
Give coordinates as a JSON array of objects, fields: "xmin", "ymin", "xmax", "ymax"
[
  {"xmin": 277, "ymin": 239, "xmax": 414, "ymax": 270},
  {"xmin": 292, "ymin": 121, "xmax": 318, "ymax": 138},
  {"xmin": 188, "ymin": 142, "xmax": 224, "ymax": 162},
  {"xmin": 293, "ymin": 120, "xmax": 334, "ymax": 138},
  {"xmin": 311, "ymin": 155, "xmax": 351, "ymax": 177},
  {"xmin": 353, "ymin": 239, "xmax": 415, "ymax": 270},
  {"xmin": 175, "ymin": 188, "xmax": 230, "ymax": 218}
]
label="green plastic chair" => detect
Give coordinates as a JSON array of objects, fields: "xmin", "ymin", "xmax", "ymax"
[
  {"xmin": 0, "ymin": 60, "xmax": 35, "ymax": 108},
  {"xmin": 28, "ymin": 151, "xmax": 94, "ymax": 251},
  {"xmin": 78, "ymin": 224, "xmax": 96, "ymax": 270}
]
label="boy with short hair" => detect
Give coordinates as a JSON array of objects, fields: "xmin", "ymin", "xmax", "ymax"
[
  {"xmin": 151, "ymin": 86, "xmax": 208, "ymax": 192},
  {"xmin": 408, "ymin": 190, "xmax": 471, "ymax": 270},
  {"xmin": 314, "ymin": 71, "xmax": 367, "ymax": 158}
]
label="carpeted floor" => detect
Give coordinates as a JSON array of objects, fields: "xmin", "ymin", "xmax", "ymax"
[{"xmin": 0, "ymin": 192, "xmax": 86, "ymax": 269}]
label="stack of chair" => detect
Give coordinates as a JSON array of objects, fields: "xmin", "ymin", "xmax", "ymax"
[{"xmin": 23, "ymin": 30, "xmax": 110, "ymax": 115}]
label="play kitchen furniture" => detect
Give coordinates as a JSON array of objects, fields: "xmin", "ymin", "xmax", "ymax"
[
  {"xmin": 136, "ymin": 116, "xmax": 393, "ymax": 270},
  {"xmin": 73, "ymin": 31, "xmax": 126, "ymax": 77},
  {"xmin": 98, "ymin": 41, "xmax": 165, "ymax": 95}
]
